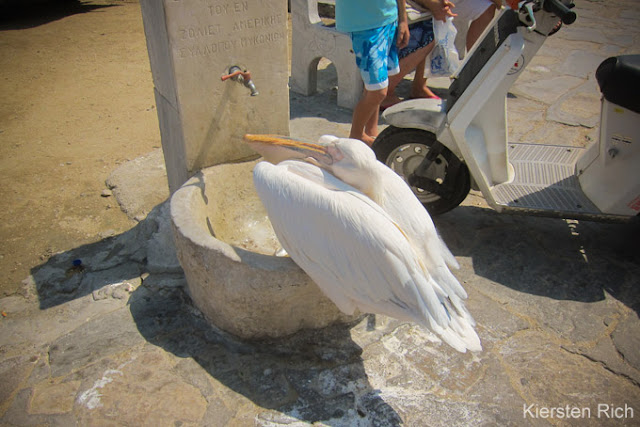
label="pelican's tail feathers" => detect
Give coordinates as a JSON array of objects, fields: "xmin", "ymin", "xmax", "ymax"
[
  {"xmin": 436, "ymin": 234, "xmax": 459, "ymax": 269},
  {"xmin": 452, "ymin": 316, "xmax": 482, "ymax": 352},
  {"xmin": 431, "ymin": 323, "xmax": 469, "ymax": 353},
  {"xmin": 421, "ymin": 297, "xmax": 482, "ymax": 353},
  {"xmin": 448, "ymin": 294, "xmax": 476, "ymax": 327},
  {"xmin": 431, "ymin": 266, "xmax": 468, "ymax": 300},
  {"xmin": 427, "ymin": 317, "xmax": 482, "ymax": 353}
]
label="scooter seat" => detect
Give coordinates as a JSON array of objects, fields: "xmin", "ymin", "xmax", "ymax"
[{"xmin": 595, "ymin": 55, "xmax": 640, "ymax": 114}]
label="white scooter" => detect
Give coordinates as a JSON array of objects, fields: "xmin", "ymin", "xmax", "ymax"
[{"xmin": 373, "ymin": 0, "xmax": 639, "ymax": 222}]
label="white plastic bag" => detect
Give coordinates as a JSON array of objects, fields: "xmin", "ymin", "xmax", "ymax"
[{"xmin": 426, "ymin": 17, "xmax": 460, "ymax": 77}]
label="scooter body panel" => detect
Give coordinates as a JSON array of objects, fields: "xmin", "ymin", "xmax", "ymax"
[
  {"xmin": 446, "ymin": 28, "xmax": 529, "ymax": 210},
  {"xmin": 578, "ymin": 100, "xmax": 640, "ymax": 216},
  {"xmin": 381, "ymin": 98, "xmax": 451, "ymax": 148}
]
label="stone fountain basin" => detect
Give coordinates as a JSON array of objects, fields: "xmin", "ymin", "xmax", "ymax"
[{"xmin": 170, "ymin": 160, "xmax": 356, "ymax": 339}]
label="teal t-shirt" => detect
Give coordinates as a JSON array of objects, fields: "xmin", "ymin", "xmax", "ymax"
[{"xmin": 335, "ymin": 0, "xmax": 398, "ymax": 33}]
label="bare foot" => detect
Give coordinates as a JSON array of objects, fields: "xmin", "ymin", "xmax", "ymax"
[
  {"xmin": 349, "ymin": 129, "xmax": 376, "ymax": 146},
  {"xmin": 380, "ymin": 94, "xmax": 403, "ymax": 110},
  {"xmin": 361, "ymin": 133, "xmax": 376, "ymax": 146},
  {"xmin": 409, "ymin": 86, "xmax": 440, "ymax": 99}
]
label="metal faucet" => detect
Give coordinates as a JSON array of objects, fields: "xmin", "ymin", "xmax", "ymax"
[{"xmin": 221, "ymin": 66, "xmax": 259, "ymax": 96}]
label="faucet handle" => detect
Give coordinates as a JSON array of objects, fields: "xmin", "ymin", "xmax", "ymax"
[
  {"xmin": 221, "ymin": 66, "xmax": 251, "ymax": 82},
  {"xmin": 221, "ymin": 66, "xmax": 259, "ymax": 96}
]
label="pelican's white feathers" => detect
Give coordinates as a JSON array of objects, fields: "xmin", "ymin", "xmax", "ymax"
[{"xmin": 252, "ymin": 156, "xmax": 481, "ymax": 353}]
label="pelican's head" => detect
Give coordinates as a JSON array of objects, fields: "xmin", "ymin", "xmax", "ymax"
[{"xmin": 245, "ymin": 134, "xmax": 382, "ymax": 199}]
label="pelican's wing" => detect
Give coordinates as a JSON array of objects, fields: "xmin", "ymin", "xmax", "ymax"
[
  {"xmin": 253, "ymin": 161, "xmax": 481, "ymax": 352},
  {"xmin": 377, "ymin": 163, "xmax": 471, "ymax": 307}
]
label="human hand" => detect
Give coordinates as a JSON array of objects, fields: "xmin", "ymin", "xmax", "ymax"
[
  {"xmin": 431, "ymin": 0, "xmax": 457, "ymax": 22},
  {"xmin": 397, "ymin": 20, "xmax": 410, "ymax": 49}
]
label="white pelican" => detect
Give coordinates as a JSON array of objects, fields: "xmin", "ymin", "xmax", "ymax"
[{"xmin": 245, "ymin": 134, "xmax": 481, "ymax": 353}]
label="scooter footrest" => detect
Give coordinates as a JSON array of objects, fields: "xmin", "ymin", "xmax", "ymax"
[{"xmin": 492, "ymin": 143, "xmax": 600, "ymax": 215}]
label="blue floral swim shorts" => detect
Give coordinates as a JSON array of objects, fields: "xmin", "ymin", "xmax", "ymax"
[
  {"xmin": 350, "ymin": 22, "xmax": 400, "ymax": 90},
  {"xmin": 398, "ymin": 19, "xmax": 435, "ymax": 59}
]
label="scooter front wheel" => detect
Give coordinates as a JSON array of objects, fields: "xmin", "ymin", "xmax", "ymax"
[{"xmin": 373, "ymin": 127, "xmax": 471, "ymax": 215}]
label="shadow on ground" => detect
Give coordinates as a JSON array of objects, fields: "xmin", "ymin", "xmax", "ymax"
[
  {"xmin": 30, "ymin": 205, "xmax": 155, "ymax": 310},
  {"xmin": 434, "ymin": 204, "xmax": 640, "ymax": 314},
  {"xmin": 129, "ymin": 284, "xmax": 402, "ymax": 425},
  {"xmin": 0, "ymin": 0, "xmax": 117, "ymax": 30}
]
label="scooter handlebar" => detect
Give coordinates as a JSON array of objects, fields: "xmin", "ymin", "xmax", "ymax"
[{"xmin": 543, "ymin": 0, "xmax": 577, "ymax": 25}]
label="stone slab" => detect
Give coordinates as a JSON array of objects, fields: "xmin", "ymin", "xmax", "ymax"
[
  {"xmin": 105, "ymin": 147, "xmax": 170, "ymax": 221},
  {"xmin": 47, "ymin": 306, "xmax": 147, "ymax": 378},
  {"xmin": 559, "ymin": 50, "xmax": 609, "ymax": 79},
  {"xmin": 547, "ymin": 79, "xmax": 601, "ymax": 128},
  {"xmin": 611, "ymin": 313, "xmax": 640, "ymax": 372},
  {"xmin": 511, "ymin": 75, "xmax": 584, "ymax": 105}
]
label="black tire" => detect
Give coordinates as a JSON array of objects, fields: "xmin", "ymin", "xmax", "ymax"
[{"xmin": 373, "ymin": 126, "xmax": 471, "ymax": 215}]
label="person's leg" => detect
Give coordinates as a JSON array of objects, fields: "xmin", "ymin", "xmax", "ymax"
[
  {"xmin": 409, "ymin": 43, "xmax": 439, "ymax": 99},
  {"xmin": 349, "ymin": 23, "xmax": 397, "ymax": 144},
  {"xmin": 383, "ymin": 47, "xmax": 428, "ymax": 108},
  {"xmin": 351, "ymin": 87, "xmax": 387, "ymax": 145},
  {"xmin": 451, "ymin": 0, "xmax": 495, "ymax": 58},
  {"xmin": 466, "ymin": 3, "xmax": 497, "ymax": 51},
  {"xmin": 382, "ymin": 20, "xmax": 436, "ymax": 108}
]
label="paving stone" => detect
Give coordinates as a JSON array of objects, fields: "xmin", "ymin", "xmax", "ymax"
[
  {"xmin": 548, "ymin": 79, "xmax": 601, "ymax": 127},
  {"xmin": 48, "ymin": 306, "xmax": 147, "ymax": 378},
  {"xmin": 74, "ymin": 346, "xmax": 207, "ymax": 425},
  {"xmin": 24, "ymin": 347, "xmax": 53, "ymax": 389},
  {"xmin": 464, "ymin": 286, "xmax": 530, "ymax": 346},
  {"xmin": 387, "ymin": 393, "xmax": 529, "ymax": 427},
  {"xmin": 0, "ymin": 354, "xmax": 37, "ymax": 417},
  {"xmin": 506, "ymin": 95, "xmax": 547, "ymax": 144},
  {"xmin": 1, "ymin": 293, "xmax": 128, "ymax": 348},
  {"xmin": 1, "ymin": 387, "xmax": 78, "ymax": 427},
  {"xmin": 174, "ymin": 357, "xmax": 216, "ymax": 398},
  {"xmin": 568, "ymin": 336, "xmax": 640, "ymax": 386},
  {"xmin": 105, "ymin": 149, "xmax": 169, "ymax": 221},
  {"xmin": 522, "ymin": 114, "xmax": 594, "ymax": 146},
  {"xmin": 498, "ymin": 330, "xmax": 640, "ymax": 425},
  {"xmin": 611, "ymin": 313, "xmax": 640, "ymax": 372},
  {"xmin": 559, "ymin": 50, "xmax": 609, "ymax": 79},
  {"xmin": 201, "ymin": 395, "xmax": 236, "ymax": 427},
  {"xmin": 562, "ymin": 26, "xmax": 609, "ymax": 44},
  {"xmin": 29, "ymin": 380, "xmax": 81, "ymax": 415},
  {"xmin": 511, "ymin": 75, "xmax": 586, "ymax": 105}
]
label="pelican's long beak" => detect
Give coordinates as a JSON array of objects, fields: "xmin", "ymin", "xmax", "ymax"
[{"xmin": 244, "ymin": 134, "xmax": 334, "ymax": 165}]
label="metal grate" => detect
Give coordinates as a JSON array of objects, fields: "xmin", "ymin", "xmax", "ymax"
[{"xmin": 492, "ymin": 143, "xmax": 601, "ymax": 214}]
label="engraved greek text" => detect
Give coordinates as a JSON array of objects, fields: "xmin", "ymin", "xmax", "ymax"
[
  {"xmin": 233, "ymin": 14, "xmax": 283, "ymax": 31},
  {"xmin": 179, "ymin": 24, "xmax": 221, "ymax": 40},
  {"xmin": 240, "ymin": 31, "xmax": 284, "ymax": 47},
  {"xmin": 179, "ymin": 39, "xmax": 238, "ymax": 58}
]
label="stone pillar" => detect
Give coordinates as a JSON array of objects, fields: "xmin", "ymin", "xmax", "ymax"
[{"xmin": 140, "ymin": 0, "xmax": 290, "ymax": 193}]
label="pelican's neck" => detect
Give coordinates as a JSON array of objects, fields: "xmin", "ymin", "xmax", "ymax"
[{"xmin": 362, "ymin": 167, "xmax": 386, "ymax": 207}]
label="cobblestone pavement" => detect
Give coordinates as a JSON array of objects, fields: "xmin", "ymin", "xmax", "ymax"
[{"xmin": 2, "ymin": 1, "xmax": 639, "ymax": 426}]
